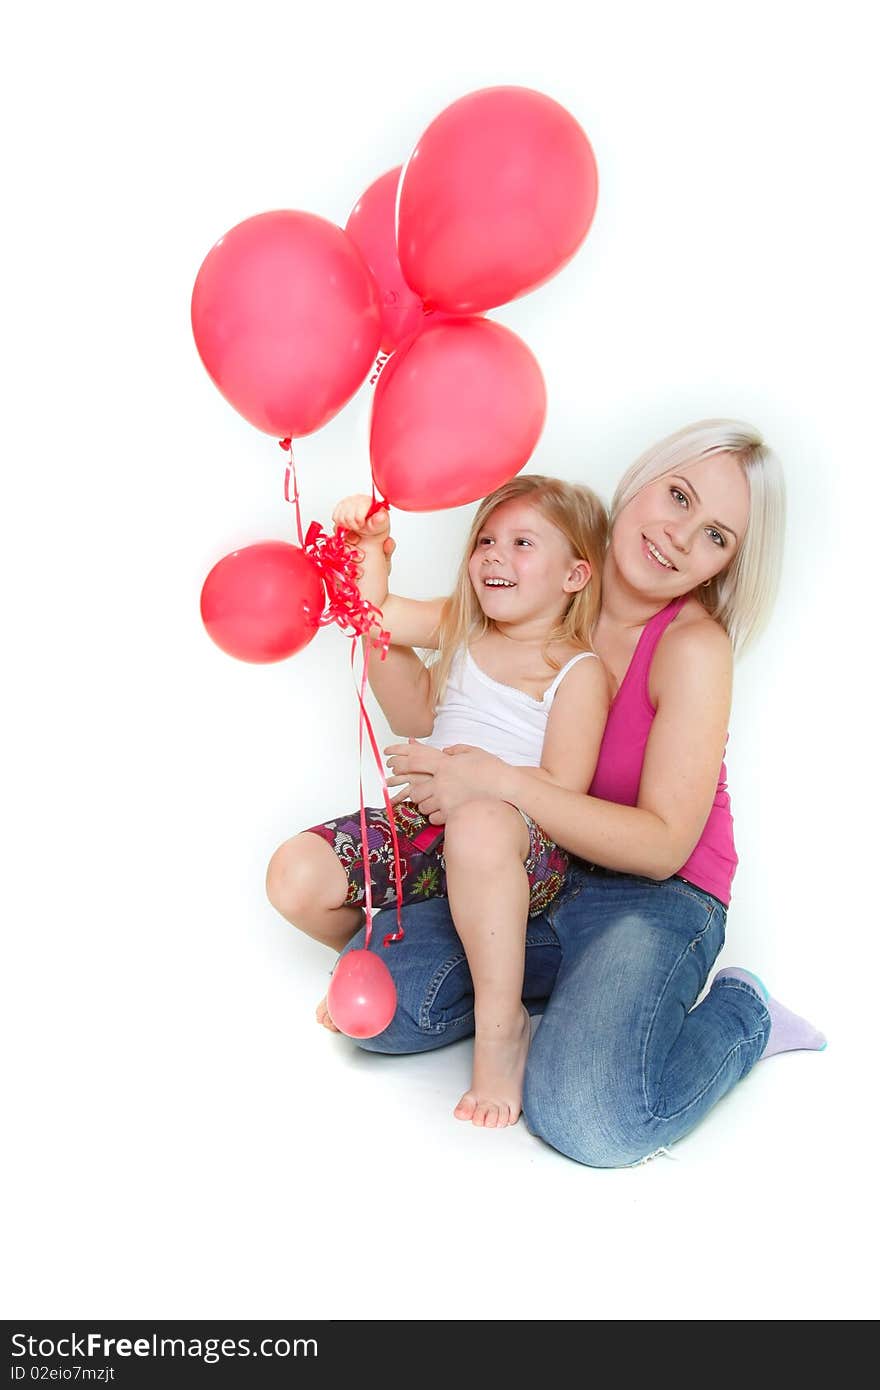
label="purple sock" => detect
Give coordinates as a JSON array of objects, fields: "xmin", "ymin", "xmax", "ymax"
[{"xmin": 712, "ymin": 967, "xmax": 827, "ymax": 1059}]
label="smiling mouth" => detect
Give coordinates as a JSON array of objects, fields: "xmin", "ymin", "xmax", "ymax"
[
  {"xmin": 482, "ymin": 577, "xmax": 517, "ymax": 588},
  {"xmin": 642, "ymin": 535, "xmax": 677, "ymax": 571}
]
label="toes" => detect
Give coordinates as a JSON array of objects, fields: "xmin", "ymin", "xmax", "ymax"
[
  {"xmin": 455, "ymin": 1092, "xmax": 477, "ymax": 1121},
  {"xmin": 315, "ymin": 997, "xmax": 340, "ymax": 1032}
]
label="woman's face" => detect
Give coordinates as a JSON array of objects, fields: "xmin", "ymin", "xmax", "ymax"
[{"xmin": 611, "ymin": 451, "xmax": 751, "ymax": 599}]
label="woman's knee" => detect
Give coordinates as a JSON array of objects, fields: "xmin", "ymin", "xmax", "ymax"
[
  {"xmin": 265, "ymin": 833, "xmax": 346, "ymax": 919},
  {"xmin": 522, "ymin": 1057, "xmax": 648, "ymax": 1170},
  {"xmin": 443, "ymin": 798, "xmax": 526, "ymax": 863}
]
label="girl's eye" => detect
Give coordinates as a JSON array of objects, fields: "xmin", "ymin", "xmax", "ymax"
[
  {"xmin": 707, "ymin": 528, "xmax": 726, "ymax": 547},
  {"xmin": 514, "ymin": 537, "xmax": 532, "ymax": 547},
  {"xmin": 670, "ymin": 487, "xmax": 688, "ymax": 507},
  {"xmin": 477, "ymin": 536, "xmax": 493, "ymax": 546}
]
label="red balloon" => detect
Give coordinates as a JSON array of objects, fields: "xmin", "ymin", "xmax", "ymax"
[
  {"xmin": 191, "ymin": 211, "xmax": 382, "ymax": 438},
  {"xmin": 370, "ymin": 318, "xmax": 546, "ymax": 511},
  {"xmin": 200, "ymin": 541, "xmax": 324, "ymax": 664},
  {"xmin": 327, "ymin": 949, "xmax": 397, "ymax": 1039},
  {"xmin": 398, "ymin": 86, "xmax": 598, "ymax": 314},
  {"xmin": 346, "ymin": 167, "xmax": 427, "ymax": 353}
]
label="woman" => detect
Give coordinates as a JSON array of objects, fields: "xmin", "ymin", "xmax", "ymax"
[{"xmin": 331, "ymin": 421, "xmax": 826, "ymax": 1166}]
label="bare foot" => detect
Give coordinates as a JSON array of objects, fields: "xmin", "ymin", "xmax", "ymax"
[
  {"xmin": 454, "ymin": 1005, "xmax": 531, "ymax": 1128},
  {"xmin": 315, "ymin": 995, "xmax": 340, "ymax": 1033}
]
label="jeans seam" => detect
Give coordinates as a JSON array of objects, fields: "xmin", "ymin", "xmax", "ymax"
[
  {"xmin": 418, "ymin": 951, "xmax": 470, "ymax": 1033},
  {"xmin": 417, "ymin": 932, "xmax": 559, "ymax": 1033},
  {"xmin": 545, "ymin": 873, "xmax": 585, "ymax": 927},
  {"xmin": 642, "ymin": 903, "xmax": 730, "ymax": 1123}
]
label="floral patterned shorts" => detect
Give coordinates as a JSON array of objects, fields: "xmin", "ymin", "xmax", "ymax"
[{"xmin": 305, "ymin": 799, "xmax": 569, "ymax": 918}]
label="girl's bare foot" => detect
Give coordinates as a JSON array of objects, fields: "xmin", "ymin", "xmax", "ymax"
[
  {"xmin": 315, "ymin": 995, "xmax": 340, "ymax": 1033},
  {"xmin": 454, "ymin": 1005, "xmax": 530, "ymax": 1128}
]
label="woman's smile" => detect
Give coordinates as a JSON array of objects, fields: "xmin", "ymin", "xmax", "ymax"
[{"xmin": 641, "ymin": 535, "xmax": 677, "ymax": 571}]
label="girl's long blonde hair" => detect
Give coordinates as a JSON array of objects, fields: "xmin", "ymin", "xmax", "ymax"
[
  {"xmin": 428, "ymin": 475, "xmax": 608, "ymax": 705},
  {"xmin": 610, "ymin": 419, "xmax": 786, "ymax": 655}
]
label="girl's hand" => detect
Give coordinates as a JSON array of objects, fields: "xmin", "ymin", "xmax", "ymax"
[
  {"xmin": 332, "ymin": 494, "xmax": 391, "ymax": 546},
  {"xmin": 385, "ymin": 741, "xmax": 510, "ymax": 823}
]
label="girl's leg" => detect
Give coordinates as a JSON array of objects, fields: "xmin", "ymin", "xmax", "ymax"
[
  {"xmin": 345, "ymin": 896, "xmax": 562, "ymax": 1056},
  {"xmin": 266, "ymin": 833, "xmax": 363, "ymax": 1031},
  {"xmin": 265, "ymin": 831, "xmax": 363, "ymax": 950},
  {"xmin": 523, "ymin": 871, "xmax": 769, "ymax": 1167},
  {"xmin": 442, "ymin": 799, "xmax": 532, "ymax": 1128}
]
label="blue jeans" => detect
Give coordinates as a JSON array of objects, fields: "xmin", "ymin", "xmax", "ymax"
[{"xmin": 342, "ymin": 863, "xmax": 771, "ymax": 1167}]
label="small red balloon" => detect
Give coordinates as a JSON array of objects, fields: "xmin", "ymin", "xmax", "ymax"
[
  {"xmin": 191, "ymin": 210, "xmax": 381, "ymax": 438},
  {"xmin": 200, "ymin": 541, "xmax": 324, "ymax": 664},
  {"xmin": 370, "ymin": 317, "xmax": 546, "ymax": 511},
  {"xmin": 327, "ymin": 949, "xmax": 397, "ymax": 1039},
  {"xmin": 346, "ymin": 167, "xmax": 427, "ymax": 354},
  {"xmin": 398, "ymin": 86, "xmax": 598, "ymax": 314}
]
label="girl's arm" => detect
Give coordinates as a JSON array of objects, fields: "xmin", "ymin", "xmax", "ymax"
[
  {"xmin": 334, "ymin": 495, "xmax": 443, "ymax": 733},
  {"xmin": 538, "ymin": 656, "xmax": 611, "ymax": 792},
  {"xmin": 332, "ymin": 495, "xmax": 446, "ymax": 649},
  {"xmin": 387, "ymin": 620, "xmax": 733, "ymax": 880},
  {"xmin": 366, "ymin": 642, "xmax": 435, "ymax": 738}
]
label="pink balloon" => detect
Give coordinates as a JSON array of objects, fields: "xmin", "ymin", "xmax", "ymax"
[
  {"xmin": 370, "ymin": 318, "xmax": 546, "ymax": 511},
  {"xmin": 200, "ymin": 541, "xmax": 325, "ymax": 664},
  {"xmin": 191, "ymin": 210, "xmax": 382, "ymax": 438},
  {"xmin": 398, "ymin": 87, "xmax": 598, "ymax": 314},
  {"xmin": 327, "ymin": 949, "xmax": 397, "ymax": 1039},
  {"xmin": 346, "ymin": 167, "xmax": 427, "ymax": 353}
]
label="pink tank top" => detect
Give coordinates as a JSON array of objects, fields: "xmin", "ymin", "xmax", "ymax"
[{"xmin": 588, "ymin": 596, "xmax": 738, "ymax": 905}]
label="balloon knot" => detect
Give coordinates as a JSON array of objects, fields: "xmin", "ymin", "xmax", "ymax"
[{"xmin": 279, "ymin": 436, "xmax": 292, "ymax": 451}]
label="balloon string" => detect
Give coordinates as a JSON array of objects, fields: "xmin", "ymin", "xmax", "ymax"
[
  {"xmin": 279, "ymin": 438, "xmax": 304, "ymax": 547},
  {"xmin": 275, "ymin": 436, "xmax": 401, "ymax": 949},
  {"xmin": 350, "ymin": 639, "xmax": 405, "ymax": 950}
]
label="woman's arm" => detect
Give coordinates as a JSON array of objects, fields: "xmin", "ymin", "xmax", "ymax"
[{"xmin": 387, "ymin": 621, "xmax": 733, "ymax": 880}]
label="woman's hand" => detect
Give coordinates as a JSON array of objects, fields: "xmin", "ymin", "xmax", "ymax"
[{"xmin": 384, "ymin": 741, "xmax": 511, "ymax": 823}]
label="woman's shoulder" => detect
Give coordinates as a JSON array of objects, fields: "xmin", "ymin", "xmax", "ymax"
[{"xmin": 650, "ymin": 599, "xmax": 732, "ymax": 698}]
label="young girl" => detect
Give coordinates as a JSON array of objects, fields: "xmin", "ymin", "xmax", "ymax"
[{"xmin": 266, "ymin": 475, "xmax": 610, "ymax": 1128}]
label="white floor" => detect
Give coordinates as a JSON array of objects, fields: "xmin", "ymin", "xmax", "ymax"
[{"xmin": 4, "ymin": 860, "xmax": 870, "ymax": 1321}]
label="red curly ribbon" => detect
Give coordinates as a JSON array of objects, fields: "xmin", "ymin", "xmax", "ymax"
[{"xmin": 303, "ymin": 521, "xmax": 390, "ymax": 653}]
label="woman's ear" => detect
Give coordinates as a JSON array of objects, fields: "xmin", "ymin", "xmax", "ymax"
[{"xmin": 564, "ymin": 559, "xmax": 592, "ymax": 593}]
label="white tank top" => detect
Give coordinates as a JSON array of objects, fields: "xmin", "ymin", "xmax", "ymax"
[{"xmin": 421, "ymin": 647, "xmax": 597, "ymax": 766}]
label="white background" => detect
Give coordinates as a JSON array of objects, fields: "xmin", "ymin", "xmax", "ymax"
[{"xmin": 4, "ymin": 0, "xmax": 877, "ymax": 1322}]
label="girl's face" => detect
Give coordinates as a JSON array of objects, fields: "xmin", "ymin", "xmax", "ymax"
[
  {"xmin": 467, "ymin": 497, "xmax": 589, "ymax": 623},
  {"xmin": 611, "ymin": 451, "xmax": 751, "ymax": 599}
]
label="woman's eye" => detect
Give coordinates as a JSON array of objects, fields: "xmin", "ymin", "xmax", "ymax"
[
  {"xmin": 670, "ymin": 487, "xmax": 688, "ymax": 507},
  {"xmin": 707, "ymin": 528, "xmax": 725, "ymax": 547}
]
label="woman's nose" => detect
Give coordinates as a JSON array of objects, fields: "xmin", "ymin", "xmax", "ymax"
[{"xmin": 664, "ymin": 521, "xmax": 691, "ymax": 554}]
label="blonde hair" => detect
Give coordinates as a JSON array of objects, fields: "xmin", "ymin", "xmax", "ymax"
[
  {"xmin": 428, "ymin": 475, "xmax": 608, "ymax": 705},
  {"xmin": 611, "ymin": 419, "xmax": 786, "ymax": 655}
]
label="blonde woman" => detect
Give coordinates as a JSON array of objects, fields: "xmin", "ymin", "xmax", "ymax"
[
  {"xmin": 267, "ymin": 476, "xmax": 610, "ymax": 1128},
  {"xmin": 353, "ymin": 420, "xmax": 826, "ymax": 1165}
]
